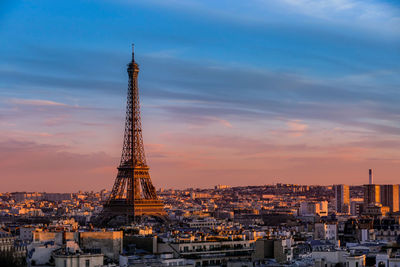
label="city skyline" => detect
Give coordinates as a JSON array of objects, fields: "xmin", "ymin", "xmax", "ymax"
[{"xmin": 1, "ymin": 0, "xmax": 400, "ymax": 192}]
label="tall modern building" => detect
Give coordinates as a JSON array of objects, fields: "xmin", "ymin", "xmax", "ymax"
[
  {"xmin": 369, "ymin": 169, "xmax": 373, "ymax": 184},
  {"xmin": 334, "ymin": 185, "xmax": 350, "ymax": 214},
  {"xmin": 364, "ymin": 184, "xmax": 380, "ymax": 206},
  {"xmin": 380, "ymin": 185, "xmax": 399, "ymax": 212},
  {"xmin": 364, "ymin": 169, "xmax": 380, "ymax": 207}
]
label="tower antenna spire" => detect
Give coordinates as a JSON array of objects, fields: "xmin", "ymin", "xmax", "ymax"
[{"xmin": 132, "ymin": 43, "xmax": 135, "ymax": 62}]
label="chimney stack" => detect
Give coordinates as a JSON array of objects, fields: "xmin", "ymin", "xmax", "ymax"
[{"xmin": 369, "ymin": 169, "xmax": 373, "ymax": 184}]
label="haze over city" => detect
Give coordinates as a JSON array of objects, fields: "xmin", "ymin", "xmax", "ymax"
[{"xmin": 1, "ymin": 0, "xmax": 400, "ymax": 192}]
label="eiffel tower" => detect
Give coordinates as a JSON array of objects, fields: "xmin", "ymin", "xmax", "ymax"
[{"xmin": 103, "ymin": 46, "xmax": 165, "ymax": 219}]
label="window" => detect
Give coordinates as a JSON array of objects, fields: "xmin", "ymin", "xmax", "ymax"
[{"xmin": 85, "ymin": 259, "xmax": 90, "ymax": 267}]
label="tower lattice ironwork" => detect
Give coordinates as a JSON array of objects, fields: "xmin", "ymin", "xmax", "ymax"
[{"xmin": 103, "ymin": 46, "xmax": 165, "ymax": 218}]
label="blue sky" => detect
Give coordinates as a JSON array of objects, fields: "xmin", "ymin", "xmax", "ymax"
[{"xmin": 0, "ymin": 0, "xmax": 400, "ymax": 191}]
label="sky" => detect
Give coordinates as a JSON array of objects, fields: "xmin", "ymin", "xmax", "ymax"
[{"xmin": 0, "ymin": 0, "xmax": 400, "ymax": 192}]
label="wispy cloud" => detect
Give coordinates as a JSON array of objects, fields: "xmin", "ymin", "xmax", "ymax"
[
  {"xmin": 131, "ymin": 0, "xmax": 400, "ymax": 39},
  {"xmin": 140, "ymin": 55, "xmax": 400, "ymax": 136},
  {"xmin": 279, "ymin": 0, "xmax": 400, "ymax": 28},
  {"xmin": 9, "ymin": 98, "xmax": 68, "ymax": 107}
]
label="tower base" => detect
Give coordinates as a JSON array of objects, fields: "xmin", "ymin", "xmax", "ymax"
[
  {"xmin": 133, "ymin": 199, "xmax": 166, "ymax": 216},
  {"xmin": 102, "ymin": 199, "xmax": 166, "ymax": 217},
  {"xmin": 95, "ymin": 199, "xmax": 166, "ymax": 227}
]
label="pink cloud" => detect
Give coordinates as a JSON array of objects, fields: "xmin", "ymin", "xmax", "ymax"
[{"xmin": 0, "ymin": 139, "xmax": 117, "ymax": 192}]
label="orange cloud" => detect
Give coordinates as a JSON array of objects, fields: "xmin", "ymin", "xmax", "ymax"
[{"xmin": 286, "ymin": 120, "xmax": 308, "ymax": 137}]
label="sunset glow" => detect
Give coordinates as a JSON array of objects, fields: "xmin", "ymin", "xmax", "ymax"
[{"xmin": 1, "ymin": 0, "xmax": 400, "ymax": 191}]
